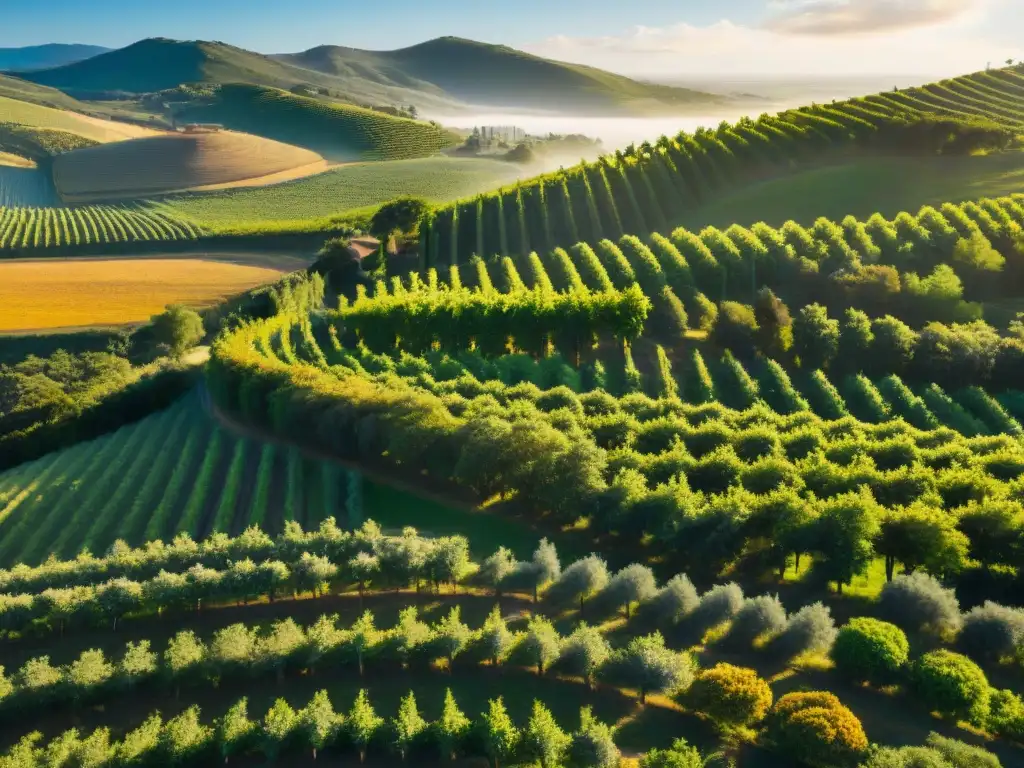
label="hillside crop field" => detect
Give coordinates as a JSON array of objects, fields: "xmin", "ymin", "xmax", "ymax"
[
  {"xmin": 4, "ymin": 63, "xmax": 1024, "ymax": 768},
  {"xmin": 0, "ymin": 94, "xmax": 159, "ymax": 143},
  {"xmin": 52, "ymin": 130, "xmax": 327, "ymax": 202},
  {"xmin": 161, "ymin": 156, "xmax": 524, "ymax": 231},
  {"xmin": 0, "ymin": 394, "xmax": 539, "ymax": 565},
  {"xmin": 0, "ymin": 258, "xmax": 283, "ymax": 331}
]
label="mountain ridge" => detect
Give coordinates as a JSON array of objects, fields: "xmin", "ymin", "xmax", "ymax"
[
  {"xmin": 0, "ymin": 43, "xmax": 110, "ymax": 72},
  {"xmin": 15, "ymin": 36, "xmax": 724, "ymax": 115}
]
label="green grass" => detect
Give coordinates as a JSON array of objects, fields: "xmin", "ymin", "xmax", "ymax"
[
  {"xmin": 161, "ymin": 157, "xmax": 524, "ymax": 231},
  {"xmin": 179, "ymin": 84, "xmax": 461, "ymax": 162},
  {"xmin": 679, "ymin": 152, "xmax": 1024, "ymax": 229}
]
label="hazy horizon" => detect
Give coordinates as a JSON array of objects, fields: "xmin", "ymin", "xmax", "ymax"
[{"xmin": 2, "ymin": 0, "xmax": 1021, "ymax": 80}]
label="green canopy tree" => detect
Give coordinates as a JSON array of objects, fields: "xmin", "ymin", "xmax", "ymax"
[
  {"xmin": 347, "ymin": 690, "xmax": 384, "ymax": 763},
  {"xmin": 299, "ymin": 690, "xmax": 338, "ymax": 760},
  {"xmin": 481, "ymin": 697, "xmax": 519, "ymax": 768},
  {"xmin": 522, "ymin": 700, "xmax": 571, "ymax": 768},
  {"xmin": 392, "ymin": 692, "xmax": 427, "ymax": 761},
  {"xmin": 218, "ymin": 698, "xmax": 256, "ymax": 764},
  {"xmin": 435, "ymin": 689, "xmax": 471, "ymax": 762}
]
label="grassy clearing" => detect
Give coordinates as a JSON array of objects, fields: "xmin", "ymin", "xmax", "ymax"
[
  {"xmin": 0, "ymin": 258, "xmax": 283, "ymax": 331},
  {"xmin": 161, "ymin": 156, "xmax": 524, "ymax": 231},
  {"xmin": 679, "ymin": 152, "xmax": 1024, "ymax": 229}
]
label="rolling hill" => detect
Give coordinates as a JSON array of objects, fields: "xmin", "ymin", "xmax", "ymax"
[
  {"xmin": 16, "ymin": 36, "xmax": 724, "ymax": 115},
  {"xmin": 12, "ymin": 37, "xmax": 456, "ymax": 110},
  {"xmin": 0, "ymin": 43, "xmax": 110, "ymax": 72},
  {"xmin": 52, "ymin": 130, "xmax": 327, "ymax": 201},
  {"xmin": 175, "ymin": 83, "xmax": 461, "ymax": 160},
  {"xmin": 278, "ymin": 36, "xmax": 726, "ymax": 113}
]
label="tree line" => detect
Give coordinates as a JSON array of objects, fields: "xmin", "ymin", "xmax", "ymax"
[
  {"xmin": 212, "ymin": 318, "xmax": 1024, "ymax": 589},
  {"xmin": 0, "ymin": 687, "xmax": 626, "ymax": 768}
]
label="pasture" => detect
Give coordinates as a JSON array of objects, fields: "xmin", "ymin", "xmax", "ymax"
[
  {"xmin": 0, "ymin": 258, "xmax": 283, "ymax": 331},
  {"xmin": 160, "ymin": 156, "xmax": 524, "ymax": 231}
]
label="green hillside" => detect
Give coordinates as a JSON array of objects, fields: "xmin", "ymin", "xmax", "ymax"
[
  {"xmin": 161, "ymin": 156, "xmax": 524, "ymax": 231},
  {"xmin": 17, "ymin": 36, "xmax": 724, "ymax": 116},
  {"xmin": 13, "ymin": 37, "xmax": 458, "ymax": 111},
  {"xmin": 279, "ymin": 36, "xmax": 725, "ymax": 114},
  {"xmin": 177, "ymin": 83, "xmax": 460, "ymax": 161}
]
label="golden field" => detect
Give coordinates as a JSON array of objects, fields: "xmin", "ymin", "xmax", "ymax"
[
  {"xmin": 0, "ymin": 258, "xmax": 284, "ymax": 332},
  {"xmin": 52, "ymin": 130, "xmax": 326, "ymax": 201}
]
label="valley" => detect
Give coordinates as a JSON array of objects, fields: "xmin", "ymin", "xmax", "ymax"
[{"xmin": 0, "ymin": 16, "xmax": 1023, "ymax": 768}]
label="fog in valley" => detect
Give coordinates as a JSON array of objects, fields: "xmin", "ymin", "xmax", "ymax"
[{"xmin": 428, "ymin": 74, "xmax": 936, "ymax": 155}]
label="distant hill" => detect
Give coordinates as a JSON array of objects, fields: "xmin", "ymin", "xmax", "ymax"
[
  {"xmin": 176, "ymin": 84, "xmax": 461, "ymax": 161},
  {"xmin": 13, "ymin": 38, "xmax": 456, "ymax": 110},
  {"xmin": 18, "ymin": 36, "xmax": 723, "ymax": 115},
  {"xmin": 0, "ymin": 44, "xmax": 110, "ymax": 72},
  {"xmin": 276, "ymin": 37, "xmax": 725, "ymax": 114}
]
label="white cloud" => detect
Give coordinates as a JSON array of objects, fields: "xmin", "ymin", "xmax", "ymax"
[
  {"xmin": 524, "ymin": 10, "xmax": 1019, "ymax": 77},
  {"xmin": 764, "ymin": 0, "xmax": 977, "ymax": 36}
]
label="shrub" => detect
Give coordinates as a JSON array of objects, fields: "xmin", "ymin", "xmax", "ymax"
[
  {"xmin": 767, "ymin": 691, "xmax": 868, "ymax": 768},
  {"xmin": 831, "ymin": 618, "xmax": 909, "ymax": 684},
  {"xmin": 723, "ymin": 595, "xmax": 787, "ymax": 647},
  {"xmin": 689, "ymin": 583, "xmax": 744, "ymax": 634},
  {"xmin": 770, "ymin": 602, "xmax": 838, "ymax": 659},
  {"xmin": 685, "ymin": 663, "xmax": 773, "ymax": 729},
  {"xmin": 859, "ymin": 745, "xmax": 955, "ymax": 767},
  {"xmin": 987, "ymin": 689, "xmax": 1024, "ymax": 742},
  {"xmin": 640, "ymin": 737, "xmax": 721, "ymax": 768},
  {"xmin": 958, "ymin": 601, "xmax": 1024, "ymax": 662},
  {"xmin": 565, "ymin": 707, "xmax": 619, "ymax": 768},
  {"xmin": 877, "ymin": 573, "xmax": 961, "ymax": 638},
  {"xmin": 925, "ymin": 733, "xmax": 1002, "ymax": 768},
  {"xmin": 909, "ymin": 650, "xmax": 990, "ymax": 725}
]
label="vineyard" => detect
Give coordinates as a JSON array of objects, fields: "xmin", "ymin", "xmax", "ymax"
[
  {"xmin": 179, "ymin": 84, "xmax": 462, "ymax": 161},
  {"xmin": 0, "ymin": 202, "xmax": 202, "ymax": 252},
  {"xmin": 4, "ymin": 60, "xmax": 1024, "ymax": 768},
  {"xmin": 418, "ymin": 65, "xmax": 1024, "ymax": 267},
  {"xmin": 0, "ymin": 394, "xmax": 534, "ymax": 566}
]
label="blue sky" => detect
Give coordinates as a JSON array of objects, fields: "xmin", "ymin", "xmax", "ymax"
[{"xmin": 2, "ymin": 0, "xmax": 1021, "ymax": 75}]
